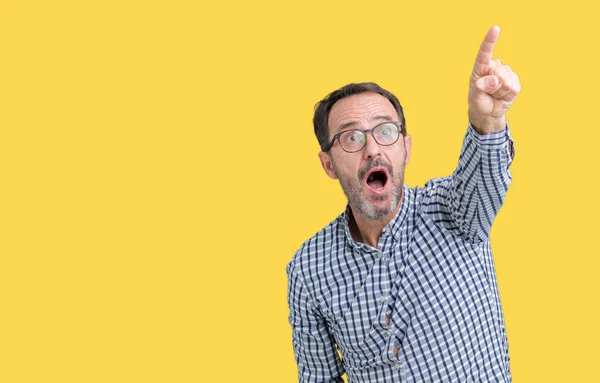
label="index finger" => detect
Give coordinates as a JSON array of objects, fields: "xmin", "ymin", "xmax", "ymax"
[{"xmin": 474, "ymin": 25, "xmax": 500, "ymax": 67}]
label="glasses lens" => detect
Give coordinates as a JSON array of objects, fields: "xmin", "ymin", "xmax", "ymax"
[
  {"xmin": 374, "ymin": 123, "xmax": 400, "ymax": 145},
  {"xmin": 339, "ymin": 130, "xmax": 366, "ymax": 152}
]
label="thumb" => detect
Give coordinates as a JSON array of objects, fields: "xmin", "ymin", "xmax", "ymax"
[{"xmin": 474, "ymin": 75, "xmax": 501, "ymax": 94}]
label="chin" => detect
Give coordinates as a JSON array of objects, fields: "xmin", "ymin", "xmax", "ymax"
[{"xmin": 356, "ymin": 196, "xmax": 399, "ymax": 220}]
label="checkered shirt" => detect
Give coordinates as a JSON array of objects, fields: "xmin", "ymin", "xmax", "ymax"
[{"xmin": 287, "ymin": 124, "xmax": 515, "ymax": 382}]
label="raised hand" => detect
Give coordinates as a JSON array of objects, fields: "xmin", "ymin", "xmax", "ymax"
[{"xmin": 468, "ymin": 26, "xmax": 521, "ymax": 134}]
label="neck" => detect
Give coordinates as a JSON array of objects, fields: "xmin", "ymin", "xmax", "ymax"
[{"xmin": 348, "ymin": 190, "xmax": 404, "ymax": 248}]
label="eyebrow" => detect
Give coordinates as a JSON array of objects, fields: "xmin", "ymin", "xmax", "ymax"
[{"xmin": 337, "ymin": 115, "xmax": 394, "ymax": 132}]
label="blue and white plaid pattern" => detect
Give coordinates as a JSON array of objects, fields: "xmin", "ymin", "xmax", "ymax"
[{"xmin": 287, "ymin": 125, "xmax": 515, "ymax": 382}]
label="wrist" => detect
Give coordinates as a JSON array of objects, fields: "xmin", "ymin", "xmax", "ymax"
[{"xmin": 468, "ymin": 111, "xmax": 506, "ymax": 135}]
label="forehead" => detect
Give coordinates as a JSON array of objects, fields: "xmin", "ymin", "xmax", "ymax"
[{"xmin": 328, "ymin": 92, "xmax": 399, "ymax": 135}]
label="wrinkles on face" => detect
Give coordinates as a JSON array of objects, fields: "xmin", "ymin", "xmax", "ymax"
[{"xmin": 329, "ymin": 95, "xmax": 398, "ymax": 136}]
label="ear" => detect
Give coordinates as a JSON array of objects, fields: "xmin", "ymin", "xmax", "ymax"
[
  {"xmin": 318, "ymin": 151, "xmax": 338, "ymax": 179},
  {"xmin": 403, "ymin": 135, "xmax": 412, "ymax": 165}
]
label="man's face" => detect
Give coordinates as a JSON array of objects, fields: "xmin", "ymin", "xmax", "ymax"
[{"xmin": 318, "ymin": 92, "xmax": 412, "ymax": 221}]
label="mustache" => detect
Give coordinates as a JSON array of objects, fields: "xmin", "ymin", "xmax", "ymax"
[{"xmin": 358, "ymin": 158, "xmax": 394, "ymax": 180}]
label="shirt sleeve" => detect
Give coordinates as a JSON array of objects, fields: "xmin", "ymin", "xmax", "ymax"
[
  {"xmin": 287, "ymin": 261, "xmax": 345, "ymax": 383},
  {"xmin": 421, "ymin": 123, "xmax": 515, "ymax": 244}
]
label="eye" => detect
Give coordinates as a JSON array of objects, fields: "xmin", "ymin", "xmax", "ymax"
[
  {"xmin": 379, "ymin": 127, "xmax": 391, "ymax": 136},
  {"xmin": 375, "ymin": 123, "xmax": 398, "ymax": 141},
  {"xmin": 343, "ymin": 131, "xmax": 363, "ymax": 143}
]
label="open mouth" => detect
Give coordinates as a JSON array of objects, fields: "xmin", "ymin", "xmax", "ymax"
[{"xmin": 365, "ymin": 168, "xmax": 388, "ymax": 192}]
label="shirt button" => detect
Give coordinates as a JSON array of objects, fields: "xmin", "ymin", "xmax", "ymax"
[
  {"xmin": 376, "ymin": 252, "xmax": 383, "ymax": 258},
  {"xmin": 378, "ymin": 295, "xmax": 386, "ymax": 302},
  {"xmin": 385, "ymin": 330, "xmax": 391, "ymax": 337},
  {"xmin": 393, "ymin": 362, "xmax": 403, "ymax": 369}
]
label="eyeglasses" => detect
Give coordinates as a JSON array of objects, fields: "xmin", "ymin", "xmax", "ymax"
[{"xmin": 324, "ymin": 121, "xmax": 402, "ymax": 153}]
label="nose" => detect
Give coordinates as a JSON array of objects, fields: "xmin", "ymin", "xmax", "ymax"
[{"xmin": 362, "ymin": 132, "xmax": 382, "ymax": 160}]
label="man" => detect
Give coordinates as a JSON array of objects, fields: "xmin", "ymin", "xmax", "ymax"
[{"xmin": 286, "ymin": 26, "xmax": 520, "ymax": 382}]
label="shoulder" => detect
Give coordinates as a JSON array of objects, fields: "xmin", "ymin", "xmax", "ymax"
[
  {"xmin": 410, "ymin": 174, "xmax": 458, "ymax": 214},
  {"xmin": 286, "ymin": 213, "xmax": 346, "ymax": 283},
  {"xmin": 421, "ymin": 175, "xmax": 453, "ymax": 197},
  {"xmin": 408, "ymin": 180, "xmax": 455, "ymax": 228}
]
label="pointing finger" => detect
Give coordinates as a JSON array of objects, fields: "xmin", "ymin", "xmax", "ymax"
[{"xmin": 473, "ymin": 25, "xmax": 500, "ymax": 75}]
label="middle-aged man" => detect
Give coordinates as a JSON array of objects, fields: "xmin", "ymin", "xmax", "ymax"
[{"xmin": 287, "ymin": 26, "xmax": 521, "ymax": 382}]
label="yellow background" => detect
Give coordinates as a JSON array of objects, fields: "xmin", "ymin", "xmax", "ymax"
[{"xmin": 1, "ymin": 0, "xmax": 598, "ymax": 382}]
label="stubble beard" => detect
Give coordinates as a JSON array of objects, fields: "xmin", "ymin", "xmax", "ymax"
[{"xmin": 334, "ymin": 158, "xmax": 405, "ymax": 221}]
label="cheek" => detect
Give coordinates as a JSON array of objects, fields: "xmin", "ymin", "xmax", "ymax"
[
  {"xmin": 383, "ymin": 148, "xmax": 405, "ymax": 165},
  {"xmin": 335, "ymin": 164, "xmax": 357, "ymax": 180},
  {"xmin": 332, "ymin": 154, "xmax": 361, "ymax": 176}
]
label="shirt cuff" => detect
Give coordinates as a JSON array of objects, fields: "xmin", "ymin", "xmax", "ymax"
[{"xmin": 467, "ymin": 122, "xmax": 515, "ymax": 160}]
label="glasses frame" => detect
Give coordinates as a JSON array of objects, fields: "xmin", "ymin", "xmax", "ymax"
[{"xmin": 324, "ymin": 121, "xmax": 403, "ymax": 153}]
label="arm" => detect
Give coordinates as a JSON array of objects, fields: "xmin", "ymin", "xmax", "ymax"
[
  {"xmin": 422, "ymin": 124, "xmax": 514, "ymax": 243},
  {"xmin": 287, "ymin": 261, "xmax": 344, "ymax": 383},
  {"xmin": 423, "ymin": 26, "xmax": 520, "ymax": 243}
]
